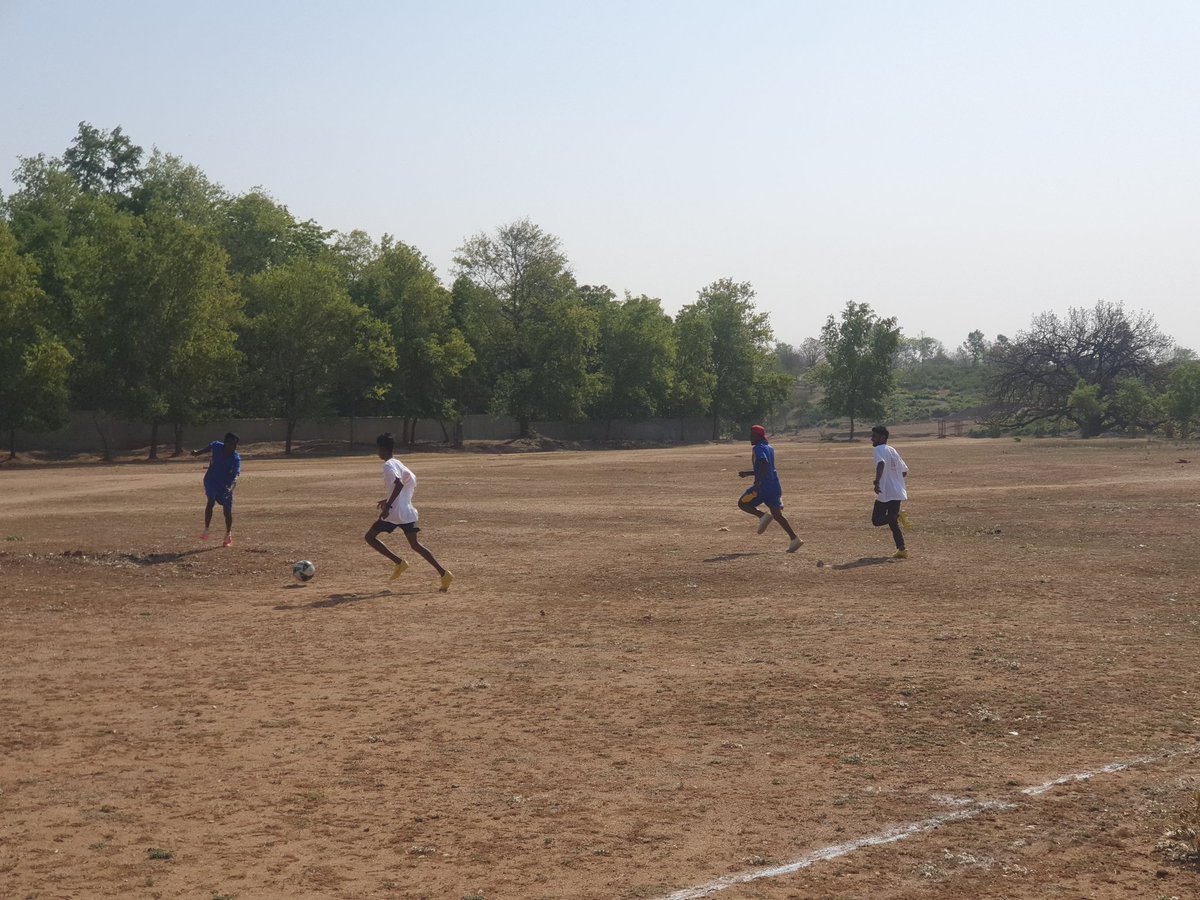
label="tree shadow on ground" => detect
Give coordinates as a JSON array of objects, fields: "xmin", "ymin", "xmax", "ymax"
[
  {"xmin": 703, "ymin": 552, "xmax": 763, "ymax": 563},
  {"xmin": 832, "ymin": 556, "xmax": 892, "ymax": 570}
]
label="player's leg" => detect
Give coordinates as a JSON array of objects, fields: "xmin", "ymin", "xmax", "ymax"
[
  {"xmin": 402, "ymin": 527, "xmax": 453, "ymax": 591},
  {"xmin": 767, "ymin": 504, "xmax": 798, "ymax": 540},
  {"xmin": 202, "ymin": 496, "xmax": 216, "ymax": 539},
  {"xmin": 366, "ymin": 520, "xmax": 407, "ymax": 578},
  {"xmin": 220, "ymin": 494, "xmax": 234, "ymax": 547},
  {"xmin": 886, "ymin": 500, "xmax": 907, "ymax": 556},
  {"xmin": 769, "ymin": 503, "xmax": 803, "ymax": 552},
  {"xmin": 403, "ymin": 529, "xmax": 446, "ymax": 575},
  {"xmin": 871, "ymin": 500, "xmax": 888, "ymax": 527},
  {"xmin": 739, "ymin": 489, "xmax": 771, "ymax": 529}
]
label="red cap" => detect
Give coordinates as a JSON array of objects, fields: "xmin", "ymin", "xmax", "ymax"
[{"xmin": 750, "ymin": 425, "xmax": 766, "ymax": 439}]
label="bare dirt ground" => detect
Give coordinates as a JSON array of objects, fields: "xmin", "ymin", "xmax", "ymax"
[{"xmin": 1, "ymin": 434, "xmax": 1198, "ymax": 900}]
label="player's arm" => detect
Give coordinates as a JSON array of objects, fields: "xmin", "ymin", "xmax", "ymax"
[
  {"xmin": 191, "ymin": 446, "xmax": 210, "ymax": 457},
  {"xmin": 377, "ymin": 477, "xmax": 405, "ymax": 514},
  {"xmin": 753, "ymin": 457, "xmax": 768, "ymax": 487},
  {"xmin": 874, "ymin": 461, "xmax": 884, "ymax": 494}
]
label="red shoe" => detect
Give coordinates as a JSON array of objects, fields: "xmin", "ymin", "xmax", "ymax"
[{"xmin": 223, "ymin": 534, "xmax": 233, "ymax": 548}]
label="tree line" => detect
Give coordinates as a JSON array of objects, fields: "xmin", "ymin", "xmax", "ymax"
[
  {"xmin": 1, "ymin": 124, "xmax": 797, "ymax": 457},
  {"xmin": 3, "ymin": 123, "xmax": 1200, "ymax": 459}
]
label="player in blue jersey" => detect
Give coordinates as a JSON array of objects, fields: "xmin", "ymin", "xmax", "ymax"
[
  {"xmin": 191, "ymin": 432, "xmax": 241, "ymax": 547},
  {"xmin": 738, "ymin": 425, "xmax": 802, "ymax": 552}
]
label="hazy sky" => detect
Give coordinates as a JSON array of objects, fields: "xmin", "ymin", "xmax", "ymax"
[{"xmin": 3, "ymin": 1, "xmax": 1198, "ymax": 349}]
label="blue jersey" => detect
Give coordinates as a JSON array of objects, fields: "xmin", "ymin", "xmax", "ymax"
[
  {"xmin": 204, "ymin": 441, "xmax": 241, "ymax": 489},
  {"xmin": 752, "ymin": 441, "xmax": 782, "ymax": 497}
]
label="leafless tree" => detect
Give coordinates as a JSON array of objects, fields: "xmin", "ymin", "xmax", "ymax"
[{"xmin": 985, "ymin": 301, "xmax": 1172, "ymax": 436}]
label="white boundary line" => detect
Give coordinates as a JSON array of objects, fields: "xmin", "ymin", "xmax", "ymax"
[{"xmin": 658, "ymin": 746, "xmax": 1199, "ymax": 900}]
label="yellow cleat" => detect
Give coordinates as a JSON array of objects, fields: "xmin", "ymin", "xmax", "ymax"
[
  {"xmin": 898, "ymin": 511, "xmax": 911, "ymax": 529},
  {"xmin": 893, "ymin": 549, "xmax": 909, "ymax": 559},
  {"xmin": 439, "ymin": 570, "xmax": 454, "ymax": 592},
  {"xmin": 390, "ymin": 560, "xmax": 410, "ymax": 580}
]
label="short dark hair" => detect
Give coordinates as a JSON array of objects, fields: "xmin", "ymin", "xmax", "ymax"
[
  {"xmin": 224, "ymin": 432, "xmax": 240, "ymax": 445},
  {"xmin": 871, "ymin": 425, "xmax": 889, "ymax": 440},
  {"xmin": 376, "ymin": 433, "xmax": 395, "ymax": 455}
]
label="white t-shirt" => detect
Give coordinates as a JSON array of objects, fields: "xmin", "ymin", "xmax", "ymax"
[
  {"xmin": 874, "ymin": 443, "xmax": 909, "ymax": 502},
  {"xmin": 381, "ymin": 458, "xmax": 419, "ymax": 525}
]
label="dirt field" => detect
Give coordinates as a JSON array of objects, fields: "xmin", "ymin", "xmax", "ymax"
[{"xmin": 2, "ymin": 435, "xmax": 1199, "ymax": 900}]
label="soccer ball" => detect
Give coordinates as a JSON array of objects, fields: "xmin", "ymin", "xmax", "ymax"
[{"xmin": 292, "ymin": 560, "xmax": 316, "ymax": 582}]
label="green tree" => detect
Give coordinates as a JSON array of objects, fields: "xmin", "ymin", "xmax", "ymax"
[
  {"xmin": 219, "ymin": 189, "xmax": 330, "ymax": 278},
  {"xmin": 61, "ymin": 122, "xmax": 144, "ymax": 198},
  {"xmin": 1165, "ymin": 362, "xmax": 1200, "ymax": 437},
  {"xmin": 242, "ymin": 258, "xmax": 395, "ymax": 452},
  {"xmin": 448, "ymin": 273, "xmax": 504, "ymax": 422},
  {"xmin": 589, "ymin": 291, "xmax": 676, "ymax": 428},
  {"xmin": 1106, "ymin": 377, "xmax": 1164, "ymax": 434},
  {"xmin": 330, "ymin": 229, "xmax": 380, "ymax": 281},
  {"xmin": 70, "ymin": 209, "xmax": 241, "ymax": 458},
  {"xmin": 669, "ymin": 306, "xmax": 716, "ymax": 422},
  {"xmin": 129, "ymin": 150, "xmax": 226, "ymax": 229},
  {"xmin": 675, "ymin": 278, "xmax": 789, "ymax": 439},
  {"xmin": 3, "ymin": 153, "xmax": 99, "ymax": 332},
  {"xmin": 0, "ymin": 222, "xmax": 73, "ymax": 457},
  {"xmin": 355, "ymin": 237, "xmax": 474, "ymax": 443},
  {"xmin": 453, "ymin": 219, "xmax": 597, "ymax": 435},
  {"xmin": 896, "ymin": 332, "xmax": 945, "ymax": 369},
  {"xmin": 959, "ymin": 329, "xmax": 987, "ymax": 366},
  {"xmin": 812, "ymin": 301, "xmax": 902, "ymax": 440},
  {"xmin": 987, "ymin": 302, "xmax": 1171, "ymax": 437}
]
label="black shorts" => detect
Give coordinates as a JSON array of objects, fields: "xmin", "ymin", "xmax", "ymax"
[{"xmin": 374, "ymin": 520, "xmax": 420, "ymax": 534}]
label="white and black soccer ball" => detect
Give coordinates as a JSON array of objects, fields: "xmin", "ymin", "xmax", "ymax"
[{"xmin": 292, "ymin": 559, "xmax": 316, "ymax": 582}]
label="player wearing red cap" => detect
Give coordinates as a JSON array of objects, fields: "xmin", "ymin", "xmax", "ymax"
[{"xmin": 738, "ymin": 425, "xmax": 802, "ymax": 552}]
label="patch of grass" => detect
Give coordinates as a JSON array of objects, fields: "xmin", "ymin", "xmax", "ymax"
[
  {"xmin": 147, "ymin": 847, "xmax": 173, "ymax": 860},
  {"xmin": 742, "ymin": 854, "xmax": 774, "ymax": 866},
  {"xmin": 1157, "ymin": 790, "xmax": 1200, "ymax": 865}
]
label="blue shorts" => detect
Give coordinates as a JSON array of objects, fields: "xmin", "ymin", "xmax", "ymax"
[
  {"xmin": 740, "ymin": 487, "xmax": 782, "ymax": 509},
  {"xmin": 205, "ymin": 484, "xmax": 234, "ymax": 509}
]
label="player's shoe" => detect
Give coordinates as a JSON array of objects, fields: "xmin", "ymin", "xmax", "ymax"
[
  {"xmin": 756, "ymin": 513, "xmax": 774, "ymax": 534},
  {"xmin": 898, "ymin": 511, "xmax": 911, "ymax": 529},
  {"xmin": 893, "ymin": 549, "xmax": 909, "ymax": 559},
  {"xmin": 200, "ymin": 530, "xmax": 209, "ymax": 541},
  {"xmin": 389, "ymin": 560, "xmax": 410, "ymax": 580},
  {"xmin": 222, "ymin": 534, "xmax": 233, "ymax": 548},
  {"xmin": 439, "ymin": 570, "xmax": 454, "ymax": 592},
  {"xmin": 786, "ymin": 537, "xmax": 803, "ymax": 553}
]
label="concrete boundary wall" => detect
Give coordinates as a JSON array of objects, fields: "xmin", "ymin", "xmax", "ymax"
[{"xmin": 13, "ymin": 413, "xmax": 713, "ymax": 454}]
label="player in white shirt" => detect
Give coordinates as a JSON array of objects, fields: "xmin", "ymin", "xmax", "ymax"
[
  {"xmin": 870, "ymin": 425, "xmax": 909, "ymax": 559},
  {"xmin": 365, "ymin": 433, "xmax": 453, "ymax": 591}
]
